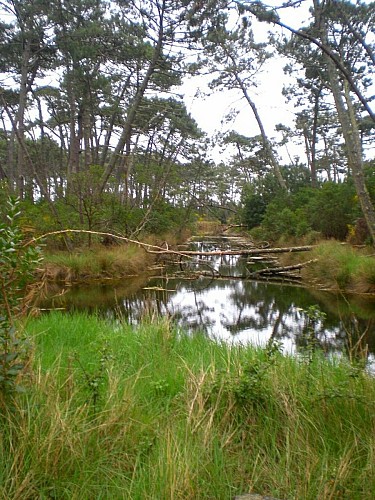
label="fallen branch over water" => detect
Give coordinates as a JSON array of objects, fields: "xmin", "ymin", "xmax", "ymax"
[
  {"xmin": 150, "ymin": 244, "xmax": 315, "ymax": 257},
  {"xmin": 26, "ymin": 229, "xmax": 172, "ymax": 253},
  {"xmin": 27, "ymin": 229, "xmax": 315, "ymax": 258},
  {"xmin": 247, "ymin": 259, "xmax": 319, "ymax": 278}
]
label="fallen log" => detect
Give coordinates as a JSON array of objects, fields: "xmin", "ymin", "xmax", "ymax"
[
  {"xmin": 247, "ymin": 259, "xmax": 318, "ymax": 278},
  {"xmin": 149, "ymin": 244, "xmax": 315, "ymax": 257}
]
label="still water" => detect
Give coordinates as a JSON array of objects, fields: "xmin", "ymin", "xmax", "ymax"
[{"xmin": 42, "ymin": 237, "xmax": 375, "ymax": 368}]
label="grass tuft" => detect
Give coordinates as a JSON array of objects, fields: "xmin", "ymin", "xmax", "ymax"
[{"xmin": 43, "ymin": 244, "xmax": 151, "ymax": 282}]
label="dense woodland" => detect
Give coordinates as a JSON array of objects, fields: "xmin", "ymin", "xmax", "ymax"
[{"xmin": 0, "ymin": 0, "xmax": 374, "ymax": 246}]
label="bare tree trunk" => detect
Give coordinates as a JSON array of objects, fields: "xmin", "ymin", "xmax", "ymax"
[
  {"xmin": 66, "ymin": 67, "xmax": 80, "ymax": 177},
  {"xmin": 15, "ymin": 38, "xmax": 32, "ymax": 199},
  {"xmin": 82, "ymin": 105, "xmax": 92, "ymax": 168},
  {"xmin": 99, "ymin": 0, "xmax": 167, "ymax": 193},
  {"xmin": 228, "ymin": 53, "xmax": 287, "ymax": 191},
  {"xmin": 310, "ymin": 87, "xmax": 322, "ymax": 187},
  {"xmin": 315, "ymin": 1, "xmax": 375, "ymax": 244}
]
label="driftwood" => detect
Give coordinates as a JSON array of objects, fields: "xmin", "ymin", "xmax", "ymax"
[
  {"xmin": 247, "ymin": 259, "xmax": 318, "ymax": 279},
  {"xmin": 148, "ymin": 244, "xmax": 315, "ymax": 257}
]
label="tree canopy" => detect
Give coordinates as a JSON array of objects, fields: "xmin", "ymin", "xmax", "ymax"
[{"xmin": 0, "ymin": 0, "xmax": 374, "ymax": 244}]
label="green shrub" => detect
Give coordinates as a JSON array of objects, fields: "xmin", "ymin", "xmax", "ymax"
[
  {"xmin": 262, "ymin": 206, "xmax": 300, "ymax": 239},
  {"xmin": 0, "ymin": 197, "xmax": 42, "ymax": 396},
  {"xmin": 307, "ymin": 182, "xmax": 357, "ymax": 240},
  {"xmin": 242, "ymin": 193, "xmax": 267, "ymax": 229}
]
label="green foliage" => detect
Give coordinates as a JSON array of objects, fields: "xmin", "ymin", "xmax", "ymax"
[
  {"xmin": 0, "ymin": 197, "xmax": 42, "ymax": 395},
  {"xmin": 260, "ymin": 192, "xmax": 307, "ymax": 239},
  {"xmin": 73, "ymin": 340, "xmax": 114, "ymax": 412},
  {"xmin": 144, "ymin": 201, "xmax": 194, "ymax": 234},
  {"xmin": 205, "ymin": 355, "xmax": 275, "ymax": 418},
  {"xmin": 307, "ymin": 182, "xmax": 357, "ymax": 240},
  {"xmin": 268, "ymin": 207, "xmax": 299, "ymax": 235},
  {"xmin": 364, "ymin": 162, "xmax": 375, "ymax": 203},
  {"xmin": 241, "ymin": 192, "xmax": 267, "ymax": 229},
  {"xmin": 253, "ymin": 181, "xmax": 359, "ymax": 242},
  {"xmin": 281, "ymin": 164, "xmax": 312, "ymax": 194}
]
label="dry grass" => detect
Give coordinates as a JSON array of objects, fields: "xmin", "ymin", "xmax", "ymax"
[{"xmin": 43, "ymin": 243, "xmax": 152, "ymax": 283}]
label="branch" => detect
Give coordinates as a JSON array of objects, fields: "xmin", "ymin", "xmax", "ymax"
[{"xmin": 26, "ymin": 229, "xmax": 315, "ymax": 259}]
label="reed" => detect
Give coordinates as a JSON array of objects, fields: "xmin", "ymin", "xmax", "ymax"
[{"xmin": 1, "ymin": 312, "xmax": 374, "ymax": 499}]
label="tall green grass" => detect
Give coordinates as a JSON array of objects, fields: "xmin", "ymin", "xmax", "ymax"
[
  {"xmin": 303, "ymin": 241, "xmax": 375, "ymax": 294},
  {"xmin": 1, "ymin": 312, "xmax": 374, "ymax": 499},
  {"xmin": 43, "ymin": 244, "xmax": 151, "ymax": 282}
]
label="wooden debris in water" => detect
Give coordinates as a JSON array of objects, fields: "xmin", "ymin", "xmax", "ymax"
[
  {"xmin": 247, "ymin": 259, "xmax": 318, "ymax": 280},
  {"xmin": 142, "ymin": 286, "xmax": 175, "ymax": 292}
]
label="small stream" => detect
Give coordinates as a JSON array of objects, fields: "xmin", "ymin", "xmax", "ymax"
[{"xmin": 41, "ymin": 237, "xmax": 375, "ymax": 369}]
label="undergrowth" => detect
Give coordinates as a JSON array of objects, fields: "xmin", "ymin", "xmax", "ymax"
[{"xmin": 0, "ymin": 312, "xmax": 374, "ymax": 499}]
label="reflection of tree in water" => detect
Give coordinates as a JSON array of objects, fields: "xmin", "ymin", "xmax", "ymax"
[
  {"xmin": 293, "ymin": 311, "xmax": 342, "ymax": 356},
  {"xmin": 220, "ymin": 281, "xmax": 299, "ymax": 337},
  {"xmin": 217, "ymin": 280, "xmax": 375, "ymax": 363},
  {"xmin": 339, "ymin": 316, "xmax": 375, "ymax": 366},
  {"xmin": 112, "ymin": 275, "xmax": 375, "ymax": 364},
  {"xmin": 291, "ymin": 306, "xmax": 374, "ymax": 362},
  {"xmin": 171, "ymin": 296, "xmax": 216, "ymax": 333},
  {"xmin": 41, "ymin": 238, "xmax": 375, "ymax": 365}
]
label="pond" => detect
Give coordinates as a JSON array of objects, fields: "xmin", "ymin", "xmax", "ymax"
[{"xmin": 41, "ymin": 237, "xmax": 375, "ymax": 369}]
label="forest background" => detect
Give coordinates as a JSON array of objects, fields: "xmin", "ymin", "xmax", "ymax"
[{"xmin": 0, "ymin": 0, "xmax": 374, "ymax": 248}]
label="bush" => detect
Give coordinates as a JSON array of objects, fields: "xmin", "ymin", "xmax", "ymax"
[
  {"xmin": 254, "ymin": 182, "xmax": 360, "ymax": 242},
  {"xmin": 143, "ymin": 202, "xmax": 193, "ymax": 234},
  {"xmin": 261, "ymin": 204, "xmax": 305, "ymax": 240},
  {"xmin": 307, "ymin": 182, "xmax": 357, "ymax": 240},
  {"xmin": 242, "ymin": 193, "xmax": 267, "ymax": 229}
]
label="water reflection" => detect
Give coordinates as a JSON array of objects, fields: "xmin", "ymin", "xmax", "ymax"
[{"xmin": 41, "ymin": 238, "xmax": 375, "ymax": 369}]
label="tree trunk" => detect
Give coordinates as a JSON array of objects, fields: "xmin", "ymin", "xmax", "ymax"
[
  {"xmin": 310, "ymin": 87, "xmax": 322, "ymax": 187},
  {"xmin": 229, "ymin": 54, "xmax": 287, "ymax": 191},
  {"xmin": 66, "ymin": 66, "xmax": 80, "ymax": 177},
  {"xmin": 16, "ymin": 38, "xmax": 32, "ymax": 199},
  {"xmin": 99, "ymin": 1, "xmax": 167, "ymax": 193},
  {"xmin": 315, "ymin": 2, "xmax": 375, "ymax": 245}
]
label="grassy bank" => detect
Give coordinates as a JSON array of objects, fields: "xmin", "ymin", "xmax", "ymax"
[
  {"xmin": 307, "ymin": 241, "xmax": 375, "ymax": 294},
  {"xmin": 43, "ymin": 243, "xmax": 152, "ymax": 282},
  {"xmin": 277, "ymin": 240, "xmax": 375, "ymax": 295},
  {"xmin": 1, "ymin": 312, "xmax": 374, "ymax": 499}
]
